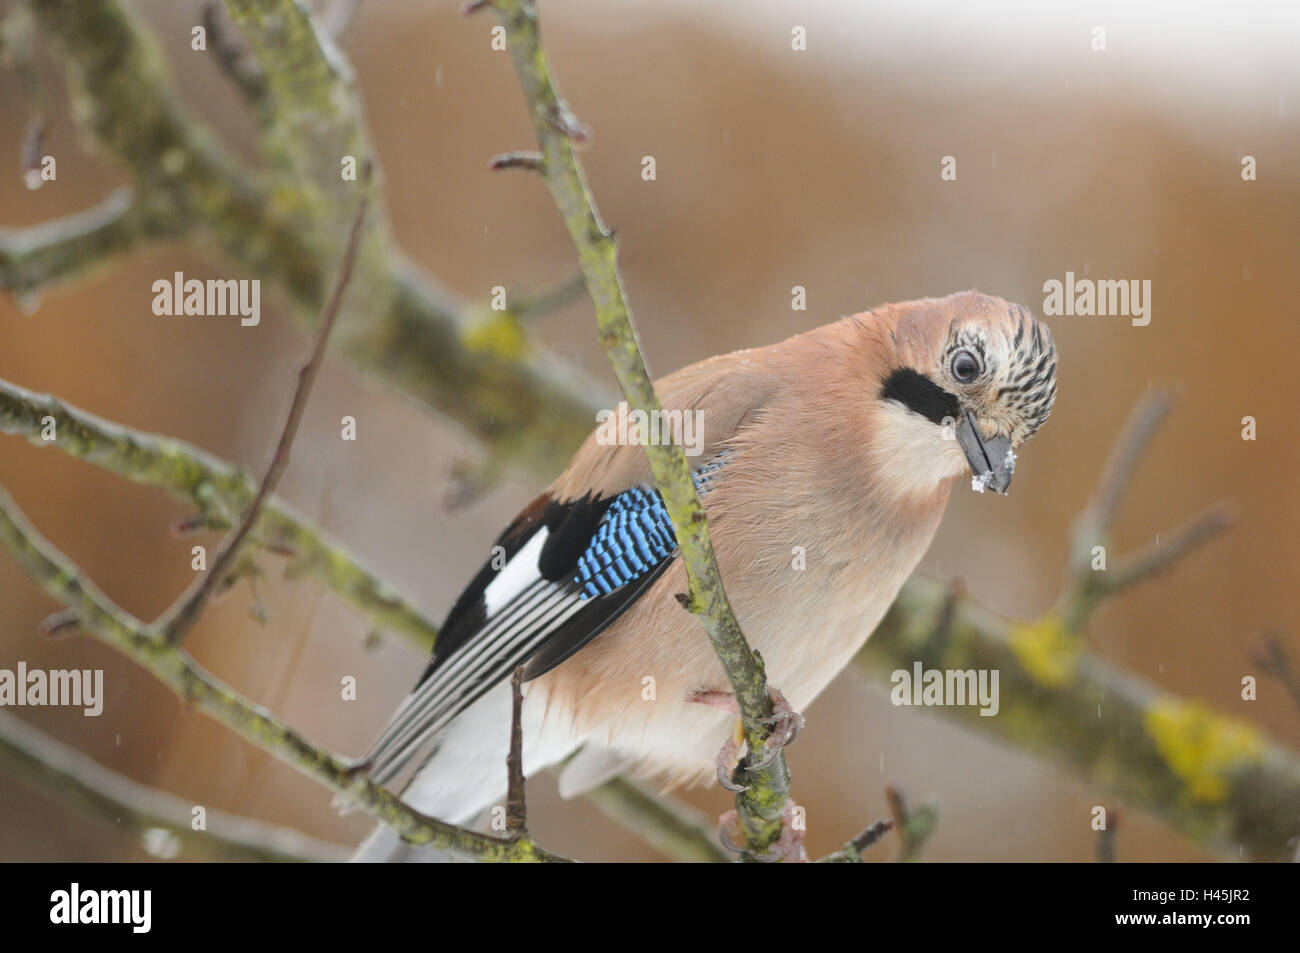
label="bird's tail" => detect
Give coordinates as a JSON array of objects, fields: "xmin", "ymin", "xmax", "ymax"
[{"xmin": 349, "ymin": 679, "xmax": 579, "ymax": 862}]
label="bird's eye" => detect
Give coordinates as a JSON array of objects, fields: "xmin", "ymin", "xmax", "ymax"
[{"xmin": 951, "ymin": 349, "xmax": 981, "ymax": 382}]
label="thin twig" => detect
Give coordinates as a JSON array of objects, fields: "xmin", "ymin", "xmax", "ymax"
[
  {"xmin": 1252, "ymin": 635, "xmax": 1300, "ymax": 717},
  {"xmin": 488, "ymin": 150, "xmax": 544, "ymax": 172},
  {"xmin": 152, "ymin": 172, "xmax": 371, "ymax": 646},
  {"xmin": 38, "ymin": 607, "xmax": 80, "ymax": 636},
  {"xmin": 1059, "ymin": 389, "xmax": 1233, "ymax": 632},
  {"xmin": 482, "ymin": 0, "xmax": 793, "ymax": 862},
  {"xmin": 1065, "ymin": 502, "xmax": 1236, "ymax": 631},
  {"xmin": 885, "ymin": 785, "xmax": 938, "ymax": 862},
  {"xmin": 0, "ymin": 710, "xmax": 348, "ymax": 862},
  {"xmin": 1063, "ymin": 389, "xmax": 1174, "ymax": 591},
  {"xmin": 815, "ymin": 818, "xmax": 895, "ymax": 863},
  {"xmin": 512, "ymin": 271, "xmax": 588, "ymax": 319},
  {"xmin": 1099, "ymin": 503, "xmax": 1236, "ymax": 598},
  {"xmin": 1081, "ymin": 389, "xmax": 1176, "ymax": 539},
  {"xmin": 505, "ymin": 666, "xmax": 527, "ymax": 835}
]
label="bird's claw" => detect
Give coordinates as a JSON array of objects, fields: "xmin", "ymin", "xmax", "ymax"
[
  {"xmin": 749, "ymin": 687, "xmax": 804, "ymax": 770},
  {"xmin": 716, "ymin": 800, "xmax": 808, "ymax": 862},
  {"xmin": 702, "ymin": 686, "xmax": 802, "ymax": 785},
  {"xmin": 718, "ymin": 810, "xmax": 745, "ymax": 853},
  {"xmin": 761, "ymin": 687, "xmax": 805, "ymax": 745},
  {"xmin": 748, "ymin": 740, "xmax": 784, "ymax": 772},
  {"xmin": 715, "ymin": 735, "xmax": 747, "ymax": 792}
]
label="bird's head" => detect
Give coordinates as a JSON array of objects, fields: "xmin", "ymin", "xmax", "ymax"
[{"xmin": 867, "ymin": 291, "xmax": 1057, "ymax": 497}]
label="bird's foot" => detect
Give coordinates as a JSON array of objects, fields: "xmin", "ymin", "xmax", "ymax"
[
  {"xmin": 718, "ymin": 799, "xmax": 808, "ymax": 863},
  {"xmin": 691, "ymin": 686, "xmax": 804, "ymax": 777},
  {"xmin": 749, "ymin": 687, "xmax": 805, "ymax": 771}
]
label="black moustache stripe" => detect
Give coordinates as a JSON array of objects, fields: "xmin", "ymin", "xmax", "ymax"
[{"xmin": 880, "ymin": 368, "xmax": 960, "ymax": 425}]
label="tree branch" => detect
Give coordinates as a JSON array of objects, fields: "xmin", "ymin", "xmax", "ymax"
[
  {"xmin": 483, "ymin": 0, "xmax": 793, "ymax": 859},
  {"xmin": 858, "ymin": 579, "xmax": 1300, "ymax": 859},
  {"xmin": 200, "ymin": 1, "xmax": 269, "ymax": 118},
  {"xmin": 220, "ymin": 0, "xmax": 369, "ymax": 202},
  {"xmin": 0, "ymin": 189, "xmax": 176, "ymax": 298},
  {"xmin": 0, "ymin": 710, "xmax": 347, "ymax": 862},
  {"xmin": 24, "ymin": 0, "xmax": 602, "ymax": 480},
  {"xmin": 0, "ymin": 485, "xmax": 573, "ymax": 863},
  {"xmin": 0, "ymin": 374, "xmax": 440, "ymax": 655}
]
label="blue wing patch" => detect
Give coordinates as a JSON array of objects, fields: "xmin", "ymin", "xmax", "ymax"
[{"xmin": 574, "ymin": 457, "xmax": 727, "ymax": 599}]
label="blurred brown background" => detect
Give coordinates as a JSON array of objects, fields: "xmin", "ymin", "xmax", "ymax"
[{"xmin": 1, "ymin": 0, "xmax": 1296, "ymax": 861}]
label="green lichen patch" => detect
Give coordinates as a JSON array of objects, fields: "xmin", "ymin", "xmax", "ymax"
[
  {"xmin": 1008, "ymin": 613, "xmax": 1078, "ymax": 688},
  {"xmin": 1144, "ymin": 697, "xmax": 1265, "ymax": 804}
]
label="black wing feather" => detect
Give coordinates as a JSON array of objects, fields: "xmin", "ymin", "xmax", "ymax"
[{"xmin": 363, "ymin": 458, "xmax": 725, "ymax": 787}]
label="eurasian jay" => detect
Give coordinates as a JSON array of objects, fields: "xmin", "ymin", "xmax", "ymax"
[{"xmin": 352, "ymin": 290, "xmax": 1057, "ymax": 861}]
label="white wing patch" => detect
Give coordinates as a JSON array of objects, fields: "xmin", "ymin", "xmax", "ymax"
[
  {"xmin": 485, "ymin": 528, "xmax": 549, "ymax": 614},
  {"xmin": 363, "ymin": 549, "xmax": 591, "ymax": 786}
]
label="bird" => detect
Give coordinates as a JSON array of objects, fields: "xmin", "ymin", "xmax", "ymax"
[{"xmin": 350, "ymin": 290, "xmax": 1057, "ymax": 861}]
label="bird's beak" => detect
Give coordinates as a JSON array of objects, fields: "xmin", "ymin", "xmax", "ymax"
[{"xmin": 956, "ymin": 410, "xmax": 1015, "ymax": 495}]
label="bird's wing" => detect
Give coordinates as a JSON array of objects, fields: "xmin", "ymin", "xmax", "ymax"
[
  {"xmin": 361, "ymin": 459, "xmax": 729, "ymax": 786},
  {"xmin": 361, "ymin": 349, "xmax": 783, "ymax": 787}
]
